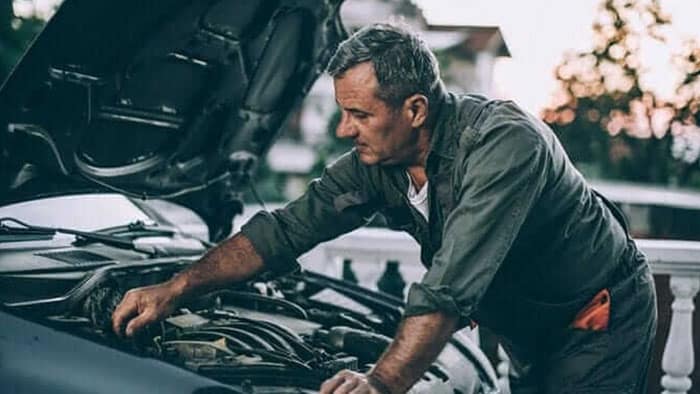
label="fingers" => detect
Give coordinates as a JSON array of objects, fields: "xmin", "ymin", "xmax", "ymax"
[
  {"xmin": 111, "ymin": 284, "xmax": 177, "ymax": 337},
  {"xmin": 125, "ymin": 309, "xmax": 156, "ymax": 337},
  {"xmin": 333, "ymin": 377, "xmax": 360, "ymax": 394},
  {"xmin": 111, "ymin": 292, "xmax": 139, "ymax": 337},
  {"xmin": 320, "ymin": 370, "xmax": 349, "ymax": 394},
  {"xmin": 320, "ymin": 370, "xmax": 369, "ymax": 394}
]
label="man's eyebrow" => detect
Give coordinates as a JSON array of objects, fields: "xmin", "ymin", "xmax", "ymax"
[
  {"xmin": 334, "ymin": 99, "xmax": 372, "ymax": 114},
  {"xmin": 348, "ymin": 108, "xmax": 371, "ymax": 115},
  {"xmin": 337, "ymin": 104, "xmax": 371, "ymax": 114}
]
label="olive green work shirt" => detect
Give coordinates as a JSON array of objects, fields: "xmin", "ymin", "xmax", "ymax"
[{"xmin": 241, "ymin": 92, "xmax": 630, "ymax": 334}]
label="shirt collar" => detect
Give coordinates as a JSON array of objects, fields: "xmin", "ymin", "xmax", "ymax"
[{"xmin": 426, "ymin": 83, "xmax": 457, "ymax": 163}]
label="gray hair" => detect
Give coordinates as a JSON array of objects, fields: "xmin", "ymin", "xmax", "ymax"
[{"xmin": 327, "ymin": 23, "xmax": 441, "ymax": 108}]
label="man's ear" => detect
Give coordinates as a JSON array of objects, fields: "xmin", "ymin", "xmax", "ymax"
[{"xmin": 404, "ymin": 94, "xmax": 428, "ymax": 128}]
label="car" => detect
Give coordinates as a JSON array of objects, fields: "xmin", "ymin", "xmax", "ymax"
[
  {"xmin": 591, "ymin": 180, "xmax": 700, "ymax": 240},
  {"xmin": 0, "ymin": 1, "xmax": 499, "ymax": 393}
]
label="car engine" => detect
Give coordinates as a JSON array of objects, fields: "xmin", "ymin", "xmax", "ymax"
[{"xmin": 5, "ymin": 259, "xmax": 498, "ymax": 393}]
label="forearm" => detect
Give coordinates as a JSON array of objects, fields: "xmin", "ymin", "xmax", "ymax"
[
  {"xmin": 168, "ymin": 232, "xmax": 265, "ymax": 297},
  {"xmin": 369, "ymin": 312, "xmax": 458, "ymax": 394}
]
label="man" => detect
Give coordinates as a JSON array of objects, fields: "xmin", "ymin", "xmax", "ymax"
[{"xmin": 112, "ymin": 24, "xmax": 657, "ymax": 393}]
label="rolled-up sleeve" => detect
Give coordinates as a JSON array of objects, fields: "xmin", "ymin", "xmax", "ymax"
[
  {"xmin": 241, "ymin": 150, "xmax": 379, "ymax": 275},
  {"xmin": 404, "ymin": 119, "xmax": 548, "ymax": 326}
]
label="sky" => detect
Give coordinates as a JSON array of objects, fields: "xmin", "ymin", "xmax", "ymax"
[{"xmin": 414, "ymin": 0, "xmax": 700, "ymax": 115}]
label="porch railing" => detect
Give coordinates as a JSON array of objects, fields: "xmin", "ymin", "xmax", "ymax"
[{"xmin": 298, "ymin": 228, "xmax": 700, "ymax": 394}]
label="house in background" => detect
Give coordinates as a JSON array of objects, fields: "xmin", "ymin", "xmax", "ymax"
[{"xmin": 265, "ymin": 0, "xmax": 511, "ymax": 200}]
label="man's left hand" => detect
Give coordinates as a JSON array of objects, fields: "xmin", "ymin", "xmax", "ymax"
[{"xmin": 319, "ymin": 370, "xmax": 383, "ymax": 394}]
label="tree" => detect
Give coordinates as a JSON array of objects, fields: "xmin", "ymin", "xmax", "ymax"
[{"xmin": 542, "ymin": 0, "xmax": 700, "ymax": 187}]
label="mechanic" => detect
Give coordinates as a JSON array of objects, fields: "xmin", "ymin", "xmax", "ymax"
[{"xmin": 112, "ymin": 23, "xmax": 657, "ymax": 394}]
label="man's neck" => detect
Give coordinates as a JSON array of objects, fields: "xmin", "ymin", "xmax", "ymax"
[
  {"xmin": 407, "ymin": 166, "xmax": 427, "ymax": 190},
  {"xmin": 406, "ymin": 126, "xmax": 431, "ymax": 189}
]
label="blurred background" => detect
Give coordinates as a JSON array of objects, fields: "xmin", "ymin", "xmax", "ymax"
[{"xmin": 3, "ymin": 1, "xmax": 700, "ymax": 392}]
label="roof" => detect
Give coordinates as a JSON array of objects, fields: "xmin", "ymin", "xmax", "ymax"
[
  {"xmin": 339, "ymin": 0, "xmax": 510, "ymax": 56},
  {"xmin": 427, "ymin": 25, "xmax": 510, "ymax": 57}
]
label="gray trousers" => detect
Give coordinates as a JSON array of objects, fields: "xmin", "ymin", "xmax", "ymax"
[{"xmin": 504, "ymin": 260, "xmax": 657, "ymax": 394}]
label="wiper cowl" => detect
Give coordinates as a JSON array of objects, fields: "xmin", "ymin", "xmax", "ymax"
[{"xmin": 0, "ymin": 217, "xmax": 155, "ymax": 256}]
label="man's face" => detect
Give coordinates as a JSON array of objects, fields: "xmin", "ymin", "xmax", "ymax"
[{"xmin": 333, "ymin": 62, "xmax": 419, "ymax": 166}]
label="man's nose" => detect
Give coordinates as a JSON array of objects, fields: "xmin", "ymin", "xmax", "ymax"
[{"xmin": 336, "ymin": 113, "xmax": 357, "ymax": 139}]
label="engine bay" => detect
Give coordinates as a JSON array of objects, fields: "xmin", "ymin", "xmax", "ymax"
[{"xmin": 3, "ymin": 259, "xmax": 498, "ymax": 393}]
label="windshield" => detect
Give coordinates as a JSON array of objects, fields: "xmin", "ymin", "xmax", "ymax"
[{"xmin": 0, "ymin": 194, "xmax": 154, "ymax": 231}]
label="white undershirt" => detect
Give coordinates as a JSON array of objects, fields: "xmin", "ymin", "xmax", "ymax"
[{"xmin": 406, "ymin": 172, "xmax": 429, "ymax": 222}]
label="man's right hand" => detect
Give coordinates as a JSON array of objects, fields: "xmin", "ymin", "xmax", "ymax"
[
  {"xmin": 111, "ymin": 233, "xmax": 266, "ymax": 338},
  {"xmin": 111, "ymin": 280, "xmax": 183, "ymax": 337}
]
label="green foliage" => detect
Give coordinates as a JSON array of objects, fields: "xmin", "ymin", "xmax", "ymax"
[{"xmin": 543, "ymin": 0, "xmax": 700, "ymax": 187}]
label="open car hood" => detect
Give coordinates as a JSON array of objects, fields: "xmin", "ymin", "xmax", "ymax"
[{"xmin": 0, "ymin": 0, "xmax": 345, "ymax": 207}]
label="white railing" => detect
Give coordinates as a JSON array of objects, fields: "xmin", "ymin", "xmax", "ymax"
[
  {"xmin": 640, "ymin": 239, "xmax": 700, "ymax": 394},
  {"xmin": 299, "ymin": 228, "xmax": 700, "ymax": 394}
]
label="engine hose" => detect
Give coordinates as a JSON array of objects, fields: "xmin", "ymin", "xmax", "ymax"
[
  {"xmin": 197, "ymin": 309, "xmax": 310, "ymax": 357},
  {"xmin": 210, "ymin": 290, "xmax": 308, "ymax": 319},
  {"xmin": 225, "ymin": 315, "xmax": 317, "ymax": 360},
  {"xmin": 208, "ymin": 325, "xmax": 293, "ymax": 354},
  {"xmin": 315, "ymin": 326, "xmax": 391, "ymax": 363}
]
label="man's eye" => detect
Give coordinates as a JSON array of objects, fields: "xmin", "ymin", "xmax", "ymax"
[{"xmin": 352, "ymin": 112, "xmax": 368, "ymax": 119}]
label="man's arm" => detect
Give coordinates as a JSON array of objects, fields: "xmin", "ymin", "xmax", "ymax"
[
  {"xmin": 111, "ymin": 233, "xmax": 263, "ymax": 337},
  {"xmin": 112, "ymin": 151, "xmax": 378, "ymax": 337},
  {"xmin": 171, "ymin": 232, "xmax": 265, "ymax": 292},
  {"xmin": 320, "ymin": 312, "xmax": 457, "ymax": 394},
  {"xmin": 370, "ymin": 312, "xmax": 458, "ymax": 392}
]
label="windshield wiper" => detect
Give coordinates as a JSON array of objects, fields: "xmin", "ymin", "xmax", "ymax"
[
  {"xmin": 0, "ymin": 225, "xmax": 55, "ymax": 242},
  {"xmin": 72, "ymin": 220, "xmax": 176, "ymax": 246},
  {"xmin": 0, "ymin": 217, "xmax": 164, "ymax": 256}
]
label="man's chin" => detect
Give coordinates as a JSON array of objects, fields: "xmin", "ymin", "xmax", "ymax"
[
  {"xmin": 356, "ymin": 149, "xmax": 398, "ymax": 166},
  {"xmin": 358, "ymin": 155, "xmax": 398, "ymax": 167},
  {"xmin": 357, "ymin": 151, "xmax": 379, "ymax": 165}
]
